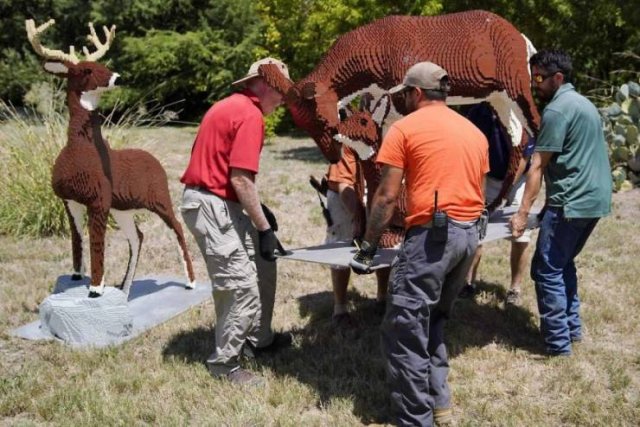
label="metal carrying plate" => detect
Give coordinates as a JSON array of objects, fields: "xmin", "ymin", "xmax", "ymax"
[{"xmin": 278, "ymin": 205, "xmax": 540, "ymax": 269}]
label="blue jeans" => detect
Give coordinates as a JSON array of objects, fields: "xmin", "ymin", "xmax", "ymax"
[{"xmin": 531, "ymin": 207, "xmax": 599, "ymax": 355}]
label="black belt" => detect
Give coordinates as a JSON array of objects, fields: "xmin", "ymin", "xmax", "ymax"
[{"xmin": 418, "ymin": 218, "xmax": 478, "ymax": 229}]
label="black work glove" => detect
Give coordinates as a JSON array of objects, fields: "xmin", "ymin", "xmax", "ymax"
[
  {"xmin": 349, "ymin": 240, "xmax": 377, "ymax": 275},
  {"xmin": 478, "ymin": 209, "xmax": 489, "ymax": 241},
  {"xmin": 309, "ymin": 175, "xmax": 329, "ymax": 197},
  {"xmin": 261, "ymin": 203, "xmax": 279, "ymax": 232},
  {"xmin": 258, "ymin": 228, "xmax": 286, "ymax": 261}
]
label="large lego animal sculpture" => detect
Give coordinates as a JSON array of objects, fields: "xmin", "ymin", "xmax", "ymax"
[
  {"xmin": 26, "ymin": 19, "xmax": 195, "ymax": 298},
  {"xmin": 258, "ymin": 9, "xmax": 540, "ymax": 210}
]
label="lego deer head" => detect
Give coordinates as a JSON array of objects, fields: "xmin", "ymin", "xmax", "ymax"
[{"xmin": 26, "ymin": 19, "xmax": 119, "ymax": 112}]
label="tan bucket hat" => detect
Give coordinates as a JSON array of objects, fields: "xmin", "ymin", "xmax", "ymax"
[
  {"xmin": 232, "ymin": 57, "xmax": 290, "ymax": 86},
  {"xmin": 389, "ymin": 61, "xmax": 448, "ymax": 94}
]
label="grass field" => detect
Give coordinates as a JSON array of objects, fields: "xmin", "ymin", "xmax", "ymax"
[{"xmin": 1, "ymin": 125, "xmax": 639, "ymax": 426}]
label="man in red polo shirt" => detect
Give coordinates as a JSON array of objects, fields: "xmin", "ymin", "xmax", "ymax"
[{"xmin": 180, "ymin": 58, "xmax": 291, "ymax": 386}]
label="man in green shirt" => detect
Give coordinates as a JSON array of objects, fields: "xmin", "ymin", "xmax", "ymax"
[{"xmin": 510, "ymin": 49, "xmax": 612, "ymax": 356}]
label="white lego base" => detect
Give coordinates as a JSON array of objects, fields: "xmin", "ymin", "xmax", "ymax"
[{"xmin": 12, "ymin": 275, "xmax": 211, "ymax": 348}]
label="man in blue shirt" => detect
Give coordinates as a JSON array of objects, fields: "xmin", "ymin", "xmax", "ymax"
[
  {"xmin": 460, "ymin": 102, "xmax": 535, "ymax": 305},
  {"xmin": 510, "ymin": 49, "xmax": 612, "ymax": 356}
]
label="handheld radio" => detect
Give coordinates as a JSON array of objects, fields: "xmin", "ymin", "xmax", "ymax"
[{"xmin": 431, "ymin": 190, "xmax": 448, "ymax": 242}]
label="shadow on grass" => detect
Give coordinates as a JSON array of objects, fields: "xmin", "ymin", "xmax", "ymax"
[
  {"xmin": 161, "ymin": 281, "xmax": 543, "ymax": 424},
  {"xmin": 277, "ymin": 146, "xmax": 326, "ymax": 164},
  {"xmin": 161, "ymin": 289, "xmax": 391, "ymax": 424},
  {"xmin": 162, "ymin": 325, "xmax": 215, "ymax": 364},
  {"xmin": 276, "ymin": 290, "xmax": 391, "ymax": 424},
  {"xmin": 448, "ymin": 280, "xmax": 544, "ymax": 357}
]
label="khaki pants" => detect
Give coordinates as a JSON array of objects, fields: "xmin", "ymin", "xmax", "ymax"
[{"xmin": 181, "ymin": 187, "xmax": 277, "ymax": 375}]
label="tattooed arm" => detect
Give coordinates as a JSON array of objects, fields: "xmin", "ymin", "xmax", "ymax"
[{"xmin": 363, "ymin": 164, "xmax": 404, "ymax": 245}]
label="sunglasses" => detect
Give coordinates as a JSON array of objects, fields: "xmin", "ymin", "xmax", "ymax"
[{"xmin": 532, "ymin": 72, "xmax": 557, "ymax": 84}]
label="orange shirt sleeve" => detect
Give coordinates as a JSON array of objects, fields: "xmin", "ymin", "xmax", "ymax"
[{"xmin": 376, "ymin": 124, "xmax": 406, "ymax": 170}]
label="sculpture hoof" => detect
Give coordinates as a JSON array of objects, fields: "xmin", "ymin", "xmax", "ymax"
[
  {"xmin": 88, "ymin": 291, "xmax": 102, "ymax": 298},
  {"xmin": 71, "ymin": 274, "xmax": 83, "ymax": 281},
  {"xmin": 185, "ymin": 281, "xmax": 196, "ymax": 290}
]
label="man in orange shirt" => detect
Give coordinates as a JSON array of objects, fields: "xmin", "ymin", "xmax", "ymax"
[
  {"xmin": 324, "ymin": 147, "xmax": 389, "ymax": 329},
  {"xmin": 350, "ymin": 62, "xmax": 488, "ymax": 426}
]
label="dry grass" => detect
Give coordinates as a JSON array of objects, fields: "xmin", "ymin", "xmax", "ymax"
[{"xmin": 1, "ymin": 125, "xmax": 639, "ymax": 426}]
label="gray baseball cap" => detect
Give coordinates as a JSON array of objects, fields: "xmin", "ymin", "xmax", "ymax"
[
  {"xmin": 388, "ymin": 61, "xmax": 448, "ymax": 94},
  {"xmin": 232, "ymin": 57, "xmax": 290, "ymax": 86}
]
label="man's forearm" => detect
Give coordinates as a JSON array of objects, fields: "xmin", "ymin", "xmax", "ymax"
[
  {"xmin": 231, "ymin": 169, "xmax": 270, "ymax": 231},
  {"xmin": 363, "ymin": 165, "xmax": 403, "ymax": 245},
  {"xmin": 364, "ymin": 196, "xmax": 396, "ymax": 245},
  {"xmin": 512, "ymin": 156, "xmax": 528, "ymax": 187},
  {"xmin": 518, "ymin": 162, "xmax": 542, "ymax": 215}
]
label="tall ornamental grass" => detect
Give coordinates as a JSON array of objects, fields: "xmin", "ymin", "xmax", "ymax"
[{"xmin": 0, "ymin": 82, "xmax": 182, "ymax": 237}]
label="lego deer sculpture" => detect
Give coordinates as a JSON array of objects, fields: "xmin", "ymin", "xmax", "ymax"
[{"xmin": 26, "ymin": 19, "xmax": 195, "ymax": 298}]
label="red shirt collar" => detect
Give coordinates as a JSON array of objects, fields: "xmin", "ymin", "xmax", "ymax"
[{"xmin": 240, "ymin": 88, "xmax": 263, "ymax": 112}]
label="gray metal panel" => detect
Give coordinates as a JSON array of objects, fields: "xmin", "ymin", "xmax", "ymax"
[{"xmin": 278, "ymin": 205, "xmax": 540, "ymax": 269}]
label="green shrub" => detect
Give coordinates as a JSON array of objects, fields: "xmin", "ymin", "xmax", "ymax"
[
  {"xmin": 0, "ymin": 83, "xmax": 68, "ymax": 236},
  {"xmin": 600, "ymin": 76, "xmax": 640, "ymax": 192},
  {"xmin": 0, "ymin": 82, "xmax": 181, "ymax": 237},
  {"xmin": 0, "ymin": 48, "xmax": 42, "ymax": 106},
  {"xmin": 264, "ymin": 106, "xmax": 286, "ymax": 140}
]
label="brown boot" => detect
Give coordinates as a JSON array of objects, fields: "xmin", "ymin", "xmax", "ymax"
[{"xmin": 434, "ymin": 407, "xmax": 453, "ymax": 426}]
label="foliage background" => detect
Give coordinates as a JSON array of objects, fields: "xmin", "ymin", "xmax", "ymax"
[
  {"xmin": 1, "ymin": 0, "xmax": 639, "ymax": 122},
  {"xmin": 1, "ymin": 3, "xmax": 639, "ymax": 424}
]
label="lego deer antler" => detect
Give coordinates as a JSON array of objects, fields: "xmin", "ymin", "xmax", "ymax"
[
  {"xmin": 82, "ymin": 22, "xmax": 116, "ymax": 62},
  {"xmin": 25, "ymin": 19, "xmax": 81, "ymax": 64}
]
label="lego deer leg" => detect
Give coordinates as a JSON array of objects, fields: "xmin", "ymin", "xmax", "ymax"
[
  {"xmin": 64, "ymin": 200, "xmax": 86, "ymax": 280},
  {"xmin": 111, "ymin": 209, "xmax": 143, "ymax": 297},
  {"xmin": 155, "ymin": 207, "xmax": 196, "ymax": 290},
  {"xmin": 87, "ymin": 207, "xmax": 109, "ymax": 298}
]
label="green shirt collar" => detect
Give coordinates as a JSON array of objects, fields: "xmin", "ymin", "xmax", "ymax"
[{"xmin": 550, "ymin": 83, "xmax": 575, "ymax": 103}]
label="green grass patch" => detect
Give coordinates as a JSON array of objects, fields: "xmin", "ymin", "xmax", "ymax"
[{"xmin": 0, "ymin": 130, "xmax": 639, "ymax": 425}]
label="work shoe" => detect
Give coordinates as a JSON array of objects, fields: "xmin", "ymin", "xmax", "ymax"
[
  {"xmin": 505, "ymin": 288, "xmax": 521, "ymax": 305},
  {"xmin": 243, "ymin": 332, "xmax": 293, "ymax": 359},
  {"xmin": 332, "ymin": 312, "xmax": 358, "ymax": 329},
  {"xmin": 226, "ymin": 368, "xmax": 264, "ymax": 387},
  {"xmin": 458, "ymin": 282, "xmax": 476, "ymax": 299},
  {"xmin": 434, "ymin": 407, "xmax": 453, "ymax": 426},
  {"xmin": 374, "ymin": 300, "xmax": 387, "ymax": 316}
]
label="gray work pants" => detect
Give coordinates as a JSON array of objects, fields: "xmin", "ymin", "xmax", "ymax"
[
  {"xmin": 382, "ymin": 222, "xmax": 478, "ymax": 426},
  {"xmin": 181, "ymin": 187, "xmax": 277, "ymax": 376}
]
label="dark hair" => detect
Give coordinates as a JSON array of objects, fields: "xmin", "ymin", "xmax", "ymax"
[
  {"xmin": 529, "ymin": 49, "xmax": 573, "ymax": 83},
  {"xmin": 423, "ymin": 76, "xmax": 450, "ymax": 101}
]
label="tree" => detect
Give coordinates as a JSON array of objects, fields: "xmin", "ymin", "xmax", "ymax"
[
  {"xmin": 256, "ymin": 0, "xmax": 444, "ymax": 80},
  {"xmin": 441, "ymin": 0, "xmax": 639, "ymax": 88}
]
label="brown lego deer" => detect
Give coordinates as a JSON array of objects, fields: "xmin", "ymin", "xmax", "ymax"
[
  {"xmin": 26, "ymin": 19, "xmax": 195, "ymax": 298},
  {"xmin": 335, "ymin": 96, "xmax": 407, "ymax": 248}
]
